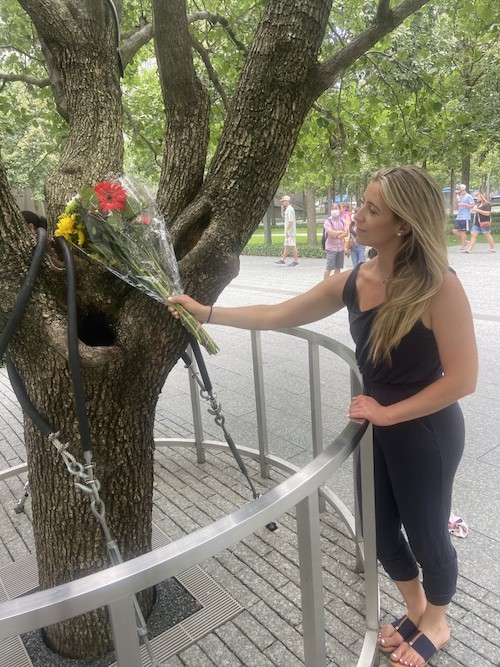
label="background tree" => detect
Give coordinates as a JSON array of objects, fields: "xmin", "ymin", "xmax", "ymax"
[
  {"xmin": 278, "ymin": 0, "xmax": 499, "ymax": 202},
  {"xmin": 1, "ymin": 0, "xmax": 440, "ymax": 659}
]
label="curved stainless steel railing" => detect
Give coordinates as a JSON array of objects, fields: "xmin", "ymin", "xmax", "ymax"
[{"xmin": 0, "ymin": 327, "xmax": 379, "ymax": 667}]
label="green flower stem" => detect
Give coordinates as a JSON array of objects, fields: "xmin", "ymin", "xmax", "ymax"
[{"xmin": 173, "ymin": 303, "xmax": 219, "ymax": 355}]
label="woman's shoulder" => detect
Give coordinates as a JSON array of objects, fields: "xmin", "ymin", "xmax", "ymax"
[
  {"xmin": 339, "ymin": 265, "xmax": 360, "ymax": 305},
  {"xmin": 431, "ymin": 269, "xmax": 465, "ymax": 306}
]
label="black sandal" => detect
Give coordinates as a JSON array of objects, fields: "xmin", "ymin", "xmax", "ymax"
[{"xmin": 378, "ymin": 615, "xmax": 418, "ymax": 654}]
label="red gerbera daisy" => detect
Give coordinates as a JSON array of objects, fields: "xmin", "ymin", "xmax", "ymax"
[{"xmin": 94, "ymin": 181, "xmax": 127, "ymax": 213}]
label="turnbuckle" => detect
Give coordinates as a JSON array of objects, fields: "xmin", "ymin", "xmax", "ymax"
[{"xmin": 48, "ymin": 432, "xmax": 101, "ymax": 495}]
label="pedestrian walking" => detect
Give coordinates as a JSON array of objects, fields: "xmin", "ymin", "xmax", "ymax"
[
  {"xmin": 274, "ymin": 195, "xmax": 299, "ymax": 267},
  {"xmin": 452, "ymin": 184, "xmax": 475, "ymax": 250},
  {"xmin": 466, "ymin": 191, "xmax": 495, "ymax": 253}
]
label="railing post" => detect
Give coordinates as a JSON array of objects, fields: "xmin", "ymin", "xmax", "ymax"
[
  {"xmin": 296, "ymin": 493, "xmax": 327, "ymax": 667},
  {"xmin": 251, "ymin": 330, "xmax": 270, "ymax": 478},
  {"xmin": 186, "ymin": 345, "xmax": 206, "ymax": 464},
  {"xmin": 108, "ymin": 598, "xmax": 143, "ymax": 667},
  {"xmin": 308, "ymin": 340, "xmax": 323, "ymax": 458},
  {"xmin": 359, "ymin": 425, "xmax": 379, "ymax": 632},
  {"xmin": 350, "ymin": 367, "xmax": 364, "ymax": 573},
  {"xmin": 308, "ymin": 340, "xmax": 325, "ymax": 513}
]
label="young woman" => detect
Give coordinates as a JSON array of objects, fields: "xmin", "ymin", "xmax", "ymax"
[
  {"xmin": 466, "ymin": 191, "xmax": 495, "ymax": 253},
  {"xmin": 169, "ymin": 166, "xmax": 478, "ymax": 667}
]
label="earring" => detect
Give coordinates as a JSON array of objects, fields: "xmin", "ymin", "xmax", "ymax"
[{"xmin": 397, "ymin": 232, "xmax": 402, "ymax": 237}]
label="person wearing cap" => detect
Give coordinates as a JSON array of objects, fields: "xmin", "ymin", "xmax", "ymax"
[
  {"xmin": 274, "ymin": 195, "xmax": 299, "ymax": 267},
  {"xmin": 452, "ymin": 184, "xmax": 474, "ymax": 250}
]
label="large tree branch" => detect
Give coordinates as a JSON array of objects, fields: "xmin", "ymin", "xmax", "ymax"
[
  {"xmin": 0, "ymin": 72, "xmax": 50, "ymax": 87},
  {"xmin": 119, "ymin": 9, "xmax": 247, "ymax": 76},
  {"xmin": 18, "ymin": 0, "xmax": 123, "ymax": 119},
  {"xmin": 119, "ymin": 22, "xmax": 154, "ymax": 69},
  {"xmin": 312, "ymin": 0, "xmax": 430, "ymax": 97},
  {"xmin": 190, "ymin": 35, "xmax": 229, "ymax": 110},
  {"xmin": 153, "ymin": 0, "xmax": 210, "ymax": 224}
]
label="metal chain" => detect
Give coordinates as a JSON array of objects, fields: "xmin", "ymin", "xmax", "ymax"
[
  {"xmin": 183, "ymin": 365, "xmax": 261, "ymax": 499},
  {"xmin": 183, "ymin": 357, "xmax": 278, "ymax": 532},
  {"xmin": 46, "ymin": 431, "xmax": 167, "ymax": 667}
]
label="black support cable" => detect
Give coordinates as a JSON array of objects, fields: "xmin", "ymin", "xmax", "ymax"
[
  {"xmin": 56, "ymin": 238, "xmax": 92, "ymax": 456},
  {"xmin": 0, "ymin": 227, "xmax": 47, "ymax": 358},
  {"xmin": 184, "ymin": 336, "xmax": 255, "ymax": 493},
  {"xmin": 3, "ymin": 225, "xmax": 277, "ymax": 530},
  {"xmin": 103, "ymin": 0, "xmax": 124, "ymax": 77},
  {"xmin": 187, "ymin": 333, "xmax": 213, "ymax": 394},
  {"xmin": 183, "ymin": 336, "xmax": 279, "ymax": 532},
  {"xmin": 0, "ymin": 228, "xmax": 92, "ymax": 460},
  {"xmin": 6, "ymin": 355, "xmax": 53, "ymax": 438}
]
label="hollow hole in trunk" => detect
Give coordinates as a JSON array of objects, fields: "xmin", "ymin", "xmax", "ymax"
[{"xmin": 78, "ymin": 308, "xmax": 117, "ymax": 346}]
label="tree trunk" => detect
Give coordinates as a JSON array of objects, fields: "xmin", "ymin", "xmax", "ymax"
[
  {"xmin": 461, "ymin": 155, "xmax": 471, "ymax": 191},
  {"xmin": 7, "ymin": 259, "xmax": 183, "ymax": 655},
  {"xmin": 3, "ymin": 0, "xmax": 175, "ymax": 657}
]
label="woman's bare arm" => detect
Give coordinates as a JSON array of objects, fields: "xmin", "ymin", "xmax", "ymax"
[{"xmin": 168, "ymin": 271, "xmax": 352, "ymax": 331}]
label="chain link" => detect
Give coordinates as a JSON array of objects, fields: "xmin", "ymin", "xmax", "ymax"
[{"xmin": 46, "ymin": 431, "xmax": 167, "ymax": 666}]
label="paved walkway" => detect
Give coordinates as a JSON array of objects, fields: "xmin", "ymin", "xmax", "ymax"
[{"xmin": 0, "ymin": 244, "xmax": 499, "ymax": 666}]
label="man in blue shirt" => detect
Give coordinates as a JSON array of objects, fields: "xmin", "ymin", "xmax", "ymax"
[{"xmin": 452, "ymin": 184, "xmax": 475, "ymax": 251}]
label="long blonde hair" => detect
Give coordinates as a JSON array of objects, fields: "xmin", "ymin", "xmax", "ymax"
[
  {"xmin": 368, "ymin": 166, "xmax": 449, "ymax": 365},
  {"xmin": 477, "ymin": 191, "xmax": 490, "ymax": 204}
]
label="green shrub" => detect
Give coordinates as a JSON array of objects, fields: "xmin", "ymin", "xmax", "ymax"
[{"xmin": 241, "ymin": 243, "xmax": 325, "ymax": 258}]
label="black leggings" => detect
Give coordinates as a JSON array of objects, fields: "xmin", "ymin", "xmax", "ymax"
[{"xmin": 371, "ymin": 400, "xmax": 464, "ymax": 606}]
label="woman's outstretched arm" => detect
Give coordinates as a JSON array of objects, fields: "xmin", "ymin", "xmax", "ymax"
[{"xmin": 168, "ymin": 270, "xmax": 351, "ymax": 331}]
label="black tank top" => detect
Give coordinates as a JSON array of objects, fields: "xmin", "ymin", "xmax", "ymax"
[{"xmin": 342, "ymin": 264, "xmax": 443, "ymax": 393}]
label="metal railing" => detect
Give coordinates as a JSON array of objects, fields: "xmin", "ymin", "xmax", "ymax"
[{"xmin": 0, "ymin": 327, "xmax": 379, "ymax": 667}]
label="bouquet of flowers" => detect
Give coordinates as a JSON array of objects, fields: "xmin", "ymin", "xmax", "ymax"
[{"xmin": 55, "ymin": 175, "xmax": 218, "ymax": 355}]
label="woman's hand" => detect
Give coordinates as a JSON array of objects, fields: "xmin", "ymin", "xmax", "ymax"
[
  {"xmin": 167, "ymin": 294, "xmax": 210, "ymax": 323},
  {"xmin": 349, "ymin": 395, "xmax": 390, "ymax": 426}
]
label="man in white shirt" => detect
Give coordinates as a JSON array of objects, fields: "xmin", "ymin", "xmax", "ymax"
[{"xmin": 274, "ymin": 196, "xmax": 299, "ymax": 267}]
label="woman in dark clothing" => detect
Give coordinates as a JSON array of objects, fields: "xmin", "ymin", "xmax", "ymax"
[{"xmin": 168, "ymin": 166, "xmax": 478, "ymax": 667}]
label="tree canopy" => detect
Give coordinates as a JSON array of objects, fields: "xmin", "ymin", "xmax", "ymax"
[{"xmin": 2, "ymin": 0, "xmax": 498, "ymax": 203}]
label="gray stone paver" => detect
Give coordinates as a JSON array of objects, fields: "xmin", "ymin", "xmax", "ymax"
[
  {"xmin": 1, "ymin": 250, "xmax": 500, "ymax": 666},
  {"xmin": 215, "ymin": 620, "xmax": 276, "ymax": 666}
]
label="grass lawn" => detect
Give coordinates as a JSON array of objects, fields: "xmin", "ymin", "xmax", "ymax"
[{"xmin": 247, "ymin": 225, "xmax": 499, "ymax": 248}]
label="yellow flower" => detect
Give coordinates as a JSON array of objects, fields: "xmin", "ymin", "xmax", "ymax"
[
  {"xmin": 54, "ymin": 213, "xmax": 77, "ymax": 241},
  {"xmin": 76, "ymin": 223, "xmax": 86, "ymax": 247}
]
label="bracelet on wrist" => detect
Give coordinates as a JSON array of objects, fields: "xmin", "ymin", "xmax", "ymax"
[{"xmin": 206, "ymin": 305, "xmax": 213, "ymax": 323}]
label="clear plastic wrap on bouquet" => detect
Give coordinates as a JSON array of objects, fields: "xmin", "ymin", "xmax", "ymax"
[{"xmin": 55, "ymin": 175, "xmax": 218, "ymax": 355}]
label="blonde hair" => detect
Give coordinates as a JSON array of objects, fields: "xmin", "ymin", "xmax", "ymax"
[
  {"xmin": 477, "ymin": 191, "xmax": 490, "ymax": 204},
  {"xmin": 368, "ymin": 166, "xmax": 449, "ymax": 365}
]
